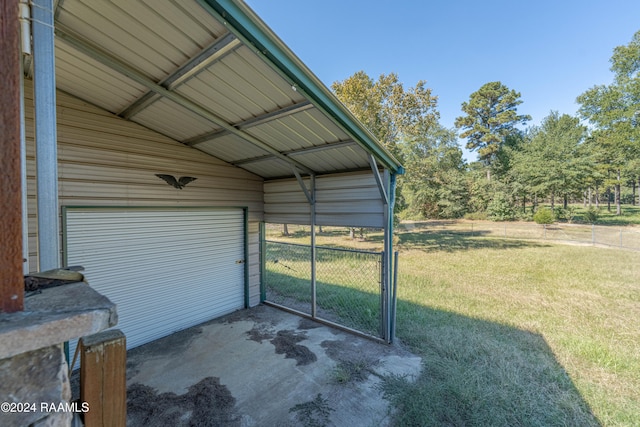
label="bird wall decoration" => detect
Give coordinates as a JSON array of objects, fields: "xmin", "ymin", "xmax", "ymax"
[{"xmin": 155, "ymin": 174, "xmax": 198, "ymax": 189}]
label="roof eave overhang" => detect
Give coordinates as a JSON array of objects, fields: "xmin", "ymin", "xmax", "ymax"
[{"xmin": 197, "ymin": 0, "xmax": 403, "ymax": 175}]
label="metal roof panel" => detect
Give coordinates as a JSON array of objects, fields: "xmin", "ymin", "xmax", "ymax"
[
  {"xmin": 55, "ymin": 41, "xmax": 149, "ymax": 113},
  {"xmin": 132, "ymin": 98, "xmax": 221, "ymax": 140},
  {"xmin": 51, "ymin": 0, "xmax": 402, "ymax": 181},
  {"xmin": 195, "ymin": 134, "xmax": 271, "ymax": 163}
]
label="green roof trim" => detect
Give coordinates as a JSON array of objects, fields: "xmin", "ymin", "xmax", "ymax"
[{"xmin": 198, "ymin": 0, "xmax": 403, "ymax": 174}]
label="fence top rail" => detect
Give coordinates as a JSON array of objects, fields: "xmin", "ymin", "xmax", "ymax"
[{"xmin": 265, "ymin": 239, "xmax": 383, "ymax": 255}]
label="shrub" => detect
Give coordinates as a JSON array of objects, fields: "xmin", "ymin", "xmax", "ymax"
[
  {"xmin": 533, "ymin": 207, "xmax": 555, "ymax": 224},
  {"xmin": 555, "ymin": 206, "xmax": 577, "ymax": 222},
  {"xmin": 516, "ymin": 211, "xmax": 534, "ymax": 222},
  {"xmin": 487, "ymin": 193, "xmax": 516, "ymax": 221},
  {"xmin": 583, "ymin": 207, "xmax": 599, "ymax": 223}
]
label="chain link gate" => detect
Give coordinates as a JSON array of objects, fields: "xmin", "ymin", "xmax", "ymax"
[{"xmin": 263, "ymin": 240, "xmax": 386, "ymax": 340}]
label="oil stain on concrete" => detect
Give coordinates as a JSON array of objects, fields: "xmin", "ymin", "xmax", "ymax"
[{"xmin": 125, "ymin": 305, "xmax": 421, "ymax": 426}]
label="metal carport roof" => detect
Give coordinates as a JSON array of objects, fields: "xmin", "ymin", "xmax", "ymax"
[{"xmin": 46, "ymin": 0, "xmax": 402, "ymax": 180}]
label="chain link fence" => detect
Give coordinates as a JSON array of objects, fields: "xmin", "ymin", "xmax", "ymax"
[
  {"xmin": 401, "ymin": 221, "xmax": 640, "ymax": 251},
  {"xmin": 264, "ymin": 240, "xmax": 384, "ymax": 338}
]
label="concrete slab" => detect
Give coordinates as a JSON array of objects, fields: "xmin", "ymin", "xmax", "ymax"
[{"xmin": 125, "ymin": 305, "xmax": 421, "ymax": 426}]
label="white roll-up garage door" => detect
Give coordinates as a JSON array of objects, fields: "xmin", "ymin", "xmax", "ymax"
[{"xmin": 64, "ymin": 207, "xmax": 246, "ymax": 352}]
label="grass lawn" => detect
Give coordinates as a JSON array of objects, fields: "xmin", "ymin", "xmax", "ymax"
[
  {"xmin": 535, "ymin": 204, "xmax": 640, "ymax": 226},
  {"xmin": 266, "ymin": 224, "xmax": 640, "ymax": 426}
]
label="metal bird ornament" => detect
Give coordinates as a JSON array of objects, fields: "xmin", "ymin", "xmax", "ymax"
[{"xmin": 155, "ymin": 174, "xmax": 198, "ymax": 189}]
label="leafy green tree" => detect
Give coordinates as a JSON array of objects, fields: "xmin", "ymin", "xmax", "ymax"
[
  {"xmin": 577, "ymin": 30, "xmax": 640, "ymax": 215},
  {"xmin": 486, "ymin": 192, "xmax": 516, "ymax": 221},
  {"xmin": 465, "ymin": 162, "xmax": 494, "ymax": 214},
  {"xmin": 510, "ymin": 112, "xmax": 589, "ymax": 211},
  {"xmin": 400, "ymin": 126, "xmax": 468, "ymax": 218},
  {"xmin": 332, "ymin": 71, "xmax": 439, "ymax": 158},
  {"xmin": 455, "ymin": 81, "xmax": 531, "ymax": 179},
  {"xmin": 332, "ymin": 71, "xmax": 444, "ymax": 218}
]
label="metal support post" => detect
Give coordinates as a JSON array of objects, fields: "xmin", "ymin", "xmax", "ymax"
[
  {"xmin": 310, "ymin": 175, "xmax": 317, "ymax": 318},
  {"xmin": 381, "ymin": 170, "xmax": 392, "ymax": 342},
  {"xmin": 391, "ymin": 251, "xmax": 399, "ymax": 343},
  {"xmin": 620, "ymin": 228, "xmax": 623, "ymax": 248},
  {"xmin": 19, "ymin": 0, "xmax": 30, "ymax": 273},
  {"xmin": 32, "ymin": 0, "xmax": 60, "ymax": 271},
  {"xmin": 260, "ymin": 222, "xmax": 266, "ymax": 302}
]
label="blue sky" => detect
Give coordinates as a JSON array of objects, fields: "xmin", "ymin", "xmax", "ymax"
[{"xmin": 244, "ymin": 0, "xmax": 640, "ymax": 161}]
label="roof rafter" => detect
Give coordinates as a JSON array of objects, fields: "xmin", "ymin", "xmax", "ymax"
[
  {"xmin": 198, "ymin": 0, "xmax": 402, "ymax": 174},
  {"xmin": 55, "ymin": 25, "xmax": 314, "ymax": 175},
  {"xmin": 232, "ymin": 140, "xmax": 357, "ymax": 166},
  {"xmin": 119, "ymin": 32, "xmax": 241, "ymax": 119},
  {"xmin": 183, "ymin": 100, "xmax": 312, "ymax": 146}
]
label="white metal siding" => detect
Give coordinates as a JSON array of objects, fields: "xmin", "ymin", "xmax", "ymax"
[
  {"xmin": 264, "ymin": 171, "xmax": 385, "ymax": 228},
  {"xmin": 65, "ymin": 207, "xmax": 245, "ymax": 351},
  {"xmin": 23, "ymin": 80, "xmax": 264, "ymax": 308}
]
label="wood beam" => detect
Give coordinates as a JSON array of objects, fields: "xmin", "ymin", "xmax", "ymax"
[{"xmin": 1, "ymin": 0, "xmax": 24, "ymax": 312}]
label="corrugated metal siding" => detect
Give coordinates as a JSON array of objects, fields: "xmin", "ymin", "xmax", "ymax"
[
  {"xmin": 264, "ymin": 171, "xmax": 385, "ymax": 228},
  {"xmin": 23, "ymin": 80, "xmax": 263, "ymax": 307},
  {"xmin": 65, "ymin": 207, "xmax": 245, "ymax": 354}
]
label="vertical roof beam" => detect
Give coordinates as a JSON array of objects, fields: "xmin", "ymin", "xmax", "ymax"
[{"xmin": 33, "ymin": 0, "xmax": 60, "ymax": 271}]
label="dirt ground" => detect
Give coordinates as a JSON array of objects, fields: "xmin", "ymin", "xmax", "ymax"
[{"xmin": 123, "ymin": 304, "xmax": 422, "ymax": 426}]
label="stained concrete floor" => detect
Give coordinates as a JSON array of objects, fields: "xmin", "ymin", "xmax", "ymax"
[{"xmin": 124, "ymin": 304, "xmax": 422, "ymax": 426}]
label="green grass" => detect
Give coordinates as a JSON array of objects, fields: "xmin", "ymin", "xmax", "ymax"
[
  {"xmin": 264, "ymin": 224, "xmax": 640, "ymax": 426},
  {"xmin": 533, "ymin": 204, "xmax": 640, "ymax": 226},
  {"xmin": 264, "ymin": 238, "xmax": 383, "ymax": 336},
  {"xmin": 392, "ymin": 230, "xmax": 639, "ymax": 426}
]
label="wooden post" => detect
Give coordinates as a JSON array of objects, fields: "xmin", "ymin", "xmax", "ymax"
[
  {"xmin": 81, "ymin": 330, "xmax": 127, "ymax": 427},
  {"xmin": 0, "ymin": 0, "xmax": 24, "ymax": 313}
]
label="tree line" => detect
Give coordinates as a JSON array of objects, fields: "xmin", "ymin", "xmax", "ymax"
[{"xmin": 332, "ymin": 30, "xmax": 640, "ymax": 221}]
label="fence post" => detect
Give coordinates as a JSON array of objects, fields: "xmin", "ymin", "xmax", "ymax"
[
  {"xmin": 379, "ymin": 252, "xmax": 385, "ymax": 340},
  {"xmin": 390, "ymin": 251, "xmax": 399, "ymax": 343},
  {"xmin": 620, "ymin": 228, "xmax": 623, "ymax": 248},
  {"xmin": 260, "ymin": 223, "xmax": 266, "ymax": 302},
  {"xmin": 543, "ymin": 224, "xmax": 547, "ymax": 239},
  {"xmin": 81, "ymin": 330, "xmax": 127, "ymax": 427},
  {"xmin": 592, "ymin": 224, "xmax": 595, "ymax": 246},
  {"xmin": 504, "ymin": 223, "xmax": 507, "ymax": 238}
]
